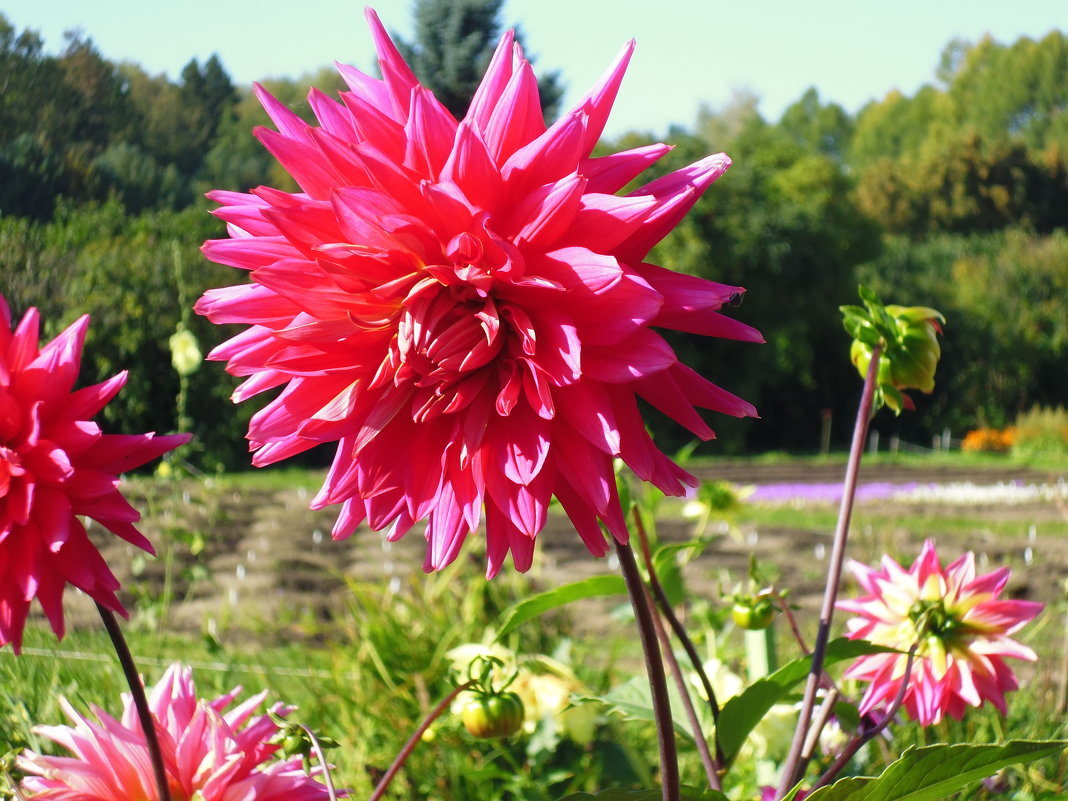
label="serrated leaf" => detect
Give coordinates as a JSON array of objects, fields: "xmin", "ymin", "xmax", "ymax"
[
  {"xmin": 804, "ymin": 740, "xmax": 1067, "ymax": 801},
  {"xmin": 717, "ymin": 638, "xmax": 894, "ymax": 763},
  {"xmin": 555, "ymin": 787, "xmax": 729, "ymax": 801},
  {"xmin": 494, "ymin": 575, "xmax": 626, "ymax": 640}
]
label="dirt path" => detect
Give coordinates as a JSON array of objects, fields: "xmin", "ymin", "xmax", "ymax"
[{"xmin": 63, "ymin": 461, "xmax": 1067, "ymax": 639}]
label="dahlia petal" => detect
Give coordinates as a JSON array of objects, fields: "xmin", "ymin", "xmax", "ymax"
[
  {"xmin": 21, "ymin": 315, "xmax": 89, "ymax": 403},
  {"xmin": 563, "ymin": 192, "xmax": 658, "ymax": 253},
  {"xmin": 202, "ymin": 235, "xmax": 299, "ymax": 271},
  {"xmin": 440, "ymin": 122, "xmax": 503, "ymax": 210},
  {"xmin": 670, "ymin": 362, "xmax": 759, "ymax": 418},
  {"xmin": 583, "ymin": 329, "xmax": 676, "ymax": 382},
  {"xmin": 502, "ymin": 112, "xmax": 587, "ymax": 192},
  {"xmin": 307, "ymin": 87, "xmax": 358, "ymax": 141},
  {"xmin": 79, "ymin": 433, "xmax": 191, "ymax": 474},
  {"xmin": 254, "ymin": 83, "xmax": 312, "ymax": 141},
  {"xmin": 569, "ymin": 39, "xmax": 635, "ymax": 154},
  {"xmin": 196, "ymin": 283, "xmax": 300, "ymax": 326},
  {"xmin": 365, "ymin": 8, "xmax": 420, "ymax": 120},
  {"xmin": 405, "ymin": 86, "xmax": 458, "ymax": 179},
  {"xmin": 618, "ymin": 152, "xmax": 732, "ymax": 260},
  {"xmin": 634, "ymin": 371, "xmax": 715, "ymax": 440},
  {"xmin": 255, "ymin": 126, "xmax": 341, "ymax": 198},
  {"xmin": 484, "ymin": 56, "xmax": 545, "ymax": 164},
  {"xmin": 510, "ymin": 172, "xmax": 587, "ymax": 248},
  {"xmin": 466, "ymin": 28, "xmax": 517, "ymax": 132},
  {"xmin": 580, "ymin": 143, "xmax": 673, "ymax": 194},
  {"xmin": 339, "ymin": 88, "xmax": 407, "ymax": 163}
]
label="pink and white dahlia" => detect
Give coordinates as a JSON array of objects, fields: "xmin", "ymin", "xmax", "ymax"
[
  {"xmin": 195, "ymin": 10, "xmax": 761, "ymax": 576},
  {"xmin": 0, "ymin": 297, "xmax": 189, "ymax": 652},
  {"xmin": 839, "ymin": 540, "xmax": 1042, "ymax": 726},
  {"xmin": 19, "ymin": 662, "xmax": 332, "ymax": 801}
]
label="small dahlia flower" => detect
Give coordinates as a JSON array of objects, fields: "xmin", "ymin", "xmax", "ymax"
[
  {"xmin": 0, "ymin": 297, "xmax": 189, "ymax": 651},
  {"xmin": 196, "ymin": 10, "xmax": 760, "ymax": 576},
  {"xmin": 19, "ymin": 662, "xmax": 332, "ymax": 801},
  {"xmin": 839, "ymin": 540, "xmax": 1042, "ymax": 726}
]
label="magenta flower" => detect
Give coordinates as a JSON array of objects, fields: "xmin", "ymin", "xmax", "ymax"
[
  {"xmin": 839, "ymin": 540, "xmax": 1042, "ymax": 726},
  {"xmin": 196, "ymin": 10, "xmax": 760, "ymax": 576},
  {"xmin": 0, "ymin": 297, "xmax": 189, "ymax": 652},
  {"xmin": 19, "ymin": 662, "xmax": 332, "ymax": 801}
]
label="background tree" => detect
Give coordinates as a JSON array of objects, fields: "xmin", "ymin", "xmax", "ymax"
[{"xmin": 393, "ymin": 0, "xmax": 563, "ymax": 120}]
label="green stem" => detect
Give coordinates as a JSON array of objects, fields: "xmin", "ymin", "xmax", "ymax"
[
  {"xmin": 369, "ymin": 680, "xmax": 474, "ymax": 801},
  {"xmin": 96, "ymin": 603, "xmax": 172, "ymax": 801},
  {"xmin": 298, "ymin": 724, "xmax": 338, "ymax": 801},
  {"xmin": 615, "ymin": 538, "xmax": 680, "ymax": 801},
  {"xmin": 776, "ymin": 343, "xmax": 882, "ymax": 799}
]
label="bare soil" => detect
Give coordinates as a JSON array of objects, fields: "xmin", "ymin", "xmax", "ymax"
[{"xmin": 63, "ymin": 460, "xmax": 1068, "ymax": 642}]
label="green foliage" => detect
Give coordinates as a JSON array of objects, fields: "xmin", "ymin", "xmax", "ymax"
[
  {"xmin": 804, "ymin": 741, "xmax": 1068, "ymax": 801},
  {"xmin": 495, "ymin": 575, "xmax": 627, "ymax": 640},
  {"xmin": 556, "ymin": 789, "xmax": 728, "ymax": 801},
  {"xmin": 1012, "ymin": 405, "xmax": 1068, "ymax": 459},
  {"xmin": 715, "ymin": 639, "xmax": 892, "ymax": 764},
  {"xmin": 646, "ymin": 119, "xmax": 880, "ymax": 452},
  {"xmin": 858, "ymin": 229, "xmax": 1066, "ymax": 435},
  {"xmin": 0, "ymin": 200, "xmax": 255, "ymax": 470}
]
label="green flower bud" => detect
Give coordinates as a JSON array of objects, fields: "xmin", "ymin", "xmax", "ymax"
[{"xmin": 841, "ymin": 287, "xmax": 945, "ymax": 415}]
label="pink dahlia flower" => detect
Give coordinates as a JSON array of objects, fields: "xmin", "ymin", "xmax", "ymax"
[
  {"xmin": 839, "ymin": 540, "xmax": 1042, "ymax": 726},
  {"xmin": 19, "ymin": 662, "xmax": 332, "ymax": 801},
  {"xmin": 0, "ymin": 297, "xmax": 189, "ymax": 652},
  {"xmin": 195, "ymin": 10, "xmax": 761, "ymax": 576}
]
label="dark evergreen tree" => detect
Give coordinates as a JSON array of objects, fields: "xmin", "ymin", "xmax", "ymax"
[{"xmin": 394, "ymin": 0, "xmax": 563, "ymax": 120}]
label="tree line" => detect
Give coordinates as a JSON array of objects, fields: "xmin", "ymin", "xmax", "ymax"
[{"xmin": 1, "ymin": 3, "xmax": 1065, "ymax": 469}]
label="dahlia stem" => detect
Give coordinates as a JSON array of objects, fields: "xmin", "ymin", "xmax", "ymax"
[
  {"xmin": 632, "ymin": 509, "xmax": 724, "ymax": 770},
  {"xmin": 298, "ymin": 724, "xmax": 338, "ymax": 801},
  {"xmin": 776, "ymin": 343, "xmax": 882, "ymax": 799},
  {"xmin": 633, "ymin": 509, "xmax": 722, "ymax": 724},
  {"xmin": 811, "ymin": 644, "xmax": 917, "ymax": 791},
  {"xmin": 644, "ymin": 577, "xmax": 721, "ymax": 790},
  {"xmin": 615, "ymin": 538, "xmax": 680, "ymax": 801},
  {"xmin": 369, "ymin": 680, "xmax": 474, "ymax": 801},
  {"xmin": 96, "ymin": 602, "xmax": 172, "ymax": 801}
]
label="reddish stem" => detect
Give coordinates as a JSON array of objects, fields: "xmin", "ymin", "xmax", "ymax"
[
  {"xmin": 96, "ymin": 603, "xmax": 172, "ymax": 801},
  {"xmin": 369, "ymin": 680, "xmax": 475, "ymax": 801},
  {"xmin": 776, "ymin": 344, "xmax": 882, "ymax": 798},
  {"xmin": 615, "ymin": 538, "xmax": 680, "ymax": 801}
]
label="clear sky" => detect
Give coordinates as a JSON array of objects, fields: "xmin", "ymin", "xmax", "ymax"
[{"xmin": 4, "ymin": 1, "xmax": 1065, "ymax": 138}]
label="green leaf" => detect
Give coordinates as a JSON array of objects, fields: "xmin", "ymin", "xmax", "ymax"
[
  {"xmin": 717, "ymin": 638, "xmax": 893, "ymax": 763},
  {"xmin": 555, "ymin": 787, "xmax": 729, "ymax": 801},
  {"xmin": 583, "ymin": 675, "xmax": 700, "ymax": 742},
  {"xmin": 804, "ymin": 740, "xmax": 1068, "ymax": 801},
  {"xmin": 652, "ymin": 540, "xmax": 709, "ymax": 606},
  {"xmin": 494, "ymin": 575, "xmax": 626, "ymax": 640}
]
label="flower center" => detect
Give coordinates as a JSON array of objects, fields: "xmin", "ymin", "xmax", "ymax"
[
  {"xmin": 397, "ymin": 282, "xmax": 503, "ymax": 385},
  {"xmin": 907, "ymin": 598, "xmax": 964, "ymax": 642}
]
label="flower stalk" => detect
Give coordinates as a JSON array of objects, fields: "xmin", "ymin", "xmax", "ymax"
[
  {"xmin": 776, "ymin": 342, "xmax": 882, "ymax": 798},
  {"xmin": 95, "ymin": 602, "xmax": 172, "ymax": 801},
  {"xmin": 615, "ymin": 539, "xmax": 680, "ymax": 801},
  {"xmin": 369, "ymin": 680, "xmax": 475, "ymax": 801}
]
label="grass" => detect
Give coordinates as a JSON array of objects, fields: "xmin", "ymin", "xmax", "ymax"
[{"xmin": 4, "ymin": 450, "xmax": 1067, "ymax": 799}]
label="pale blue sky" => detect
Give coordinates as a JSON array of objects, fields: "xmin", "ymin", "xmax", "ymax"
[{"xmin": 4, "ymin": 1, "xmax": 1065, "ymax": 138}]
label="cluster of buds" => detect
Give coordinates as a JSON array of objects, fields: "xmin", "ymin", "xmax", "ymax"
[{"xmin": 840, "ymin": 286, "xmax": 945, "ymax": 414}]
